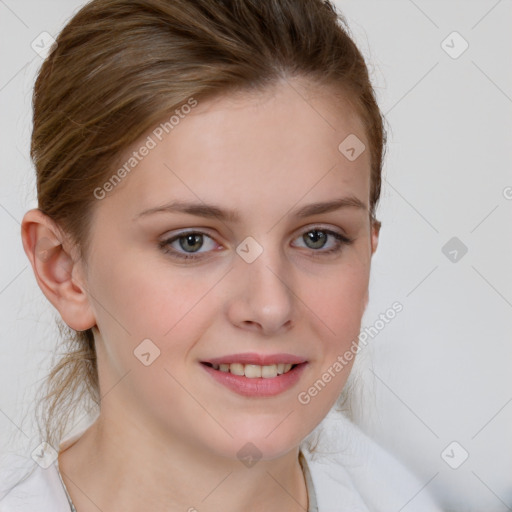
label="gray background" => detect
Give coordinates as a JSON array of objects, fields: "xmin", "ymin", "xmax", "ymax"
[{"xmin": 0, "ymin": 1, "xmax": 511, "ymax": 510}]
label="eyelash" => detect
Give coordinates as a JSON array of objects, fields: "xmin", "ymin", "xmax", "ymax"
[{"xmin": 159, "ymin": 227, "xmax": 354, "ymax": 261}]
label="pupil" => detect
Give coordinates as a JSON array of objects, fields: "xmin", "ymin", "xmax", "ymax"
[
  {"xmin": 305, "ymin": 230, "xmax": 326, "ymax": 249},
  {"xmin": 180, "ymin": 233, "xmax": 202, "ymax": 252}
]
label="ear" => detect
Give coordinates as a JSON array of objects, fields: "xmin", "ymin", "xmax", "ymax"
[
  {"xmin": 370, "ymin": 218, "xmax": 381, "ymax": 255},
  {"xmin": 363, "ymin": 218, "xmax": 382, "ymax": 309},
  {"xmin": 21, "ymin": 209, "xmax": 96, "ymax": 331}
]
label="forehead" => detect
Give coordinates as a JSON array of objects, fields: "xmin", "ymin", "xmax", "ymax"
[{"xmin": 97, "ymin": 79, "xmax": 371, "ymax": 222}]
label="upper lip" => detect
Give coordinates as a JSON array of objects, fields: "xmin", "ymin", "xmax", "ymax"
[{"xmin": 202, "ymin": 353, "xmax": 307, "ymax": 366}]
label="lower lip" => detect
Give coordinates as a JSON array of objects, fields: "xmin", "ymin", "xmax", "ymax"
[{"xmin": 200, "ymin": 362, "xmax": 308, "ymax": 397}]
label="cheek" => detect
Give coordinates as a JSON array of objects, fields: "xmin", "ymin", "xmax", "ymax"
[
  {"xmin": 87, "ymin": 254, "xmax": 215, "ymax": 399},
  {"xmin": 306, "ymin": 260, "xmax": 369, "ymax": 338},
  {"xmin": 87, "ymin": 252, "xmax": 223, "ymax": 375},
  {"xmin": 295, "ymin": 268, "xmax": 367, "ymax": 417},
  {"xmin": 89, "ymin": 252, "xmax": 203, "ymax": 334}
]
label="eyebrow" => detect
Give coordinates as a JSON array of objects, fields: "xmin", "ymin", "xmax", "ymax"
[{"xmin": 135, "ymin": 196, "xmax": 368, "ymax": 222}]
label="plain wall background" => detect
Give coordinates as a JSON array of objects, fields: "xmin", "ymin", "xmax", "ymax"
[{"xmin": 0, "ymin": 1, "xmax": 511, "ymax": 511}]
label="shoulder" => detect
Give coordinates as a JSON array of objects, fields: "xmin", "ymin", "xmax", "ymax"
[
  {"xmin": 300, "ymin": 411, "xmax": 443, "ymax": 512},
  {"xmin": 0, "ymin": 453, "xmax": 70, "ymax": 512}
]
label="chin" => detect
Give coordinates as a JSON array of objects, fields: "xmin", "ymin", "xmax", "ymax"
[{"xmin": 217, "ymin": 421, "xmax": 308, "ymax": 461}]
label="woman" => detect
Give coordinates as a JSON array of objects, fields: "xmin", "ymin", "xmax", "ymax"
[{"xmin": 1, "ymin": 0, "xmax": 442, "ymax": 510}]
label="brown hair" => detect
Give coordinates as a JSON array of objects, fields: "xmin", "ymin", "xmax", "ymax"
[{"xmin": 30, "ymin": 0, "xmax": 387, "ymax": 450}]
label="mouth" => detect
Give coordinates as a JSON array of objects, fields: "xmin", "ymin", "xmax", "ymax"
[
  {"xmin": 199, "ymin": 355, "xmax": 308, "ymax": 397},
  {"xmin": 201, "ymin": 361, "xmax": 300, "ymax": 379}
]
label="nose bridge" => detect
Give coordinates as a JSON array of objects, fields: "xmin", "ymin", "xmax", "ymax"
[{"xmin": 227, "ymin": 234, "xmax": 295, "ymax": 334}]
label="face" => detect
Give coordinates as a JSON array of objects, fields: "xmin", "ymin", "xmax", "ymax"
[{"xmin": 78, "ymin": 78, "xmax": 378, "ymax": 461}]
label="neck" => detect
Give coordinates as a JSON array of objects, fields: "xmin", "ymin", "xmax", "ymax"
[{"xmin": 58, "ymin": 412, "xmax": 309, "ymax": 512}]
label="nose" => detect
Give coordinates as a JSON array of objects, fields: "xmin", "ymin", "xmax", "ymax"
[{"xmin": 225, "ymin": 240, "xmax": 295, "ymax": 336}]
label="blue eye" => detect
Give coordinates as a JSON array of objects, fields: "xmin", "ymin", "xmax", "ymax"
[{"xmin": 159, "ymin": 227, "xmax": 354, "ymax": 261}]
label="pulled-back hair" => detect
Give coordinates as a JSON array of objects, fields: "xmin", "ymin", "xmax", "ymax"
[{"xmin": 30, "ymin": 0, "xmax": 387, "ymax": 450}]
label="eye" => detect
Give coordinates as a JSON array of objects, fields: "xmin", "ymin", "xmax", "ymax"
[
  {"xmin": 159, "ymin": 226, "xmax": 354, "ymax": 262},
  {"xmin": 159, "ymin": 231, "xmax": 219, "ymax": 261},
  {"xmin": 292, "ymin": 227, "xmax": 354, "ymax": 256}
]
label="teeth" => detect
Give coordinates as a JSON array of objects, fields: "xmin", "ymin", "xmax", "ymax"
[
  {"xmin": 245, "ymin": 364, "xmax": 262, "ymax": 378},
  {"xmin": 230, "ymin": 363, "xmax": 245, "ymax": 376},
  {"xmin": 214, "ymin": 362, "xmax": 296, "ymax": 378}
]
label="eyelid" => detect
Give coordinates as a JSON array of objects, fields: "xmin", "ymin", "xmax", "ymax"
[
  {"xmin": 292, "ymin": 222, "xmax": 349, "ymax": 238},
  {"xmin": 159, "ymin": 227, "xmax": 216, "ymax": 241}
]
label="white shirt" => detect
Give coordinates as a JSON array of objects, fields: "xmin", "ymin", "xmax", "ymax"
[{"xmin": 0, "ymin": 412, "xmax": 443, "ymax": 511}]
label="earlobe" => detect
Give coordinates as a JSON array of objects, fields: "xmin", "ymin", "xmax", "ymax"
[{"xmin": 21, "ymin": 209, "xmax": 96, "ymax": 331}]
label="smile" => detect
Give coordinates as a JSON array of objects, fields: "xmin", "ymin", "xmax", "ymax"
[
  {"xmin": 202, "ymin": 362, "xmax": 296, "ymax": 378},
  {"xmin": 200, "ymin": 359, "xmax": 308, "ymax": 397}
]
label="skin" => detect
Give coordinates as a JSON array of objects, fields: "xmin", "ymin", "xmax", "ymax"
[{"xmin": 22, "ymin": 77, "xmax": 380, "ymax": 512}]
